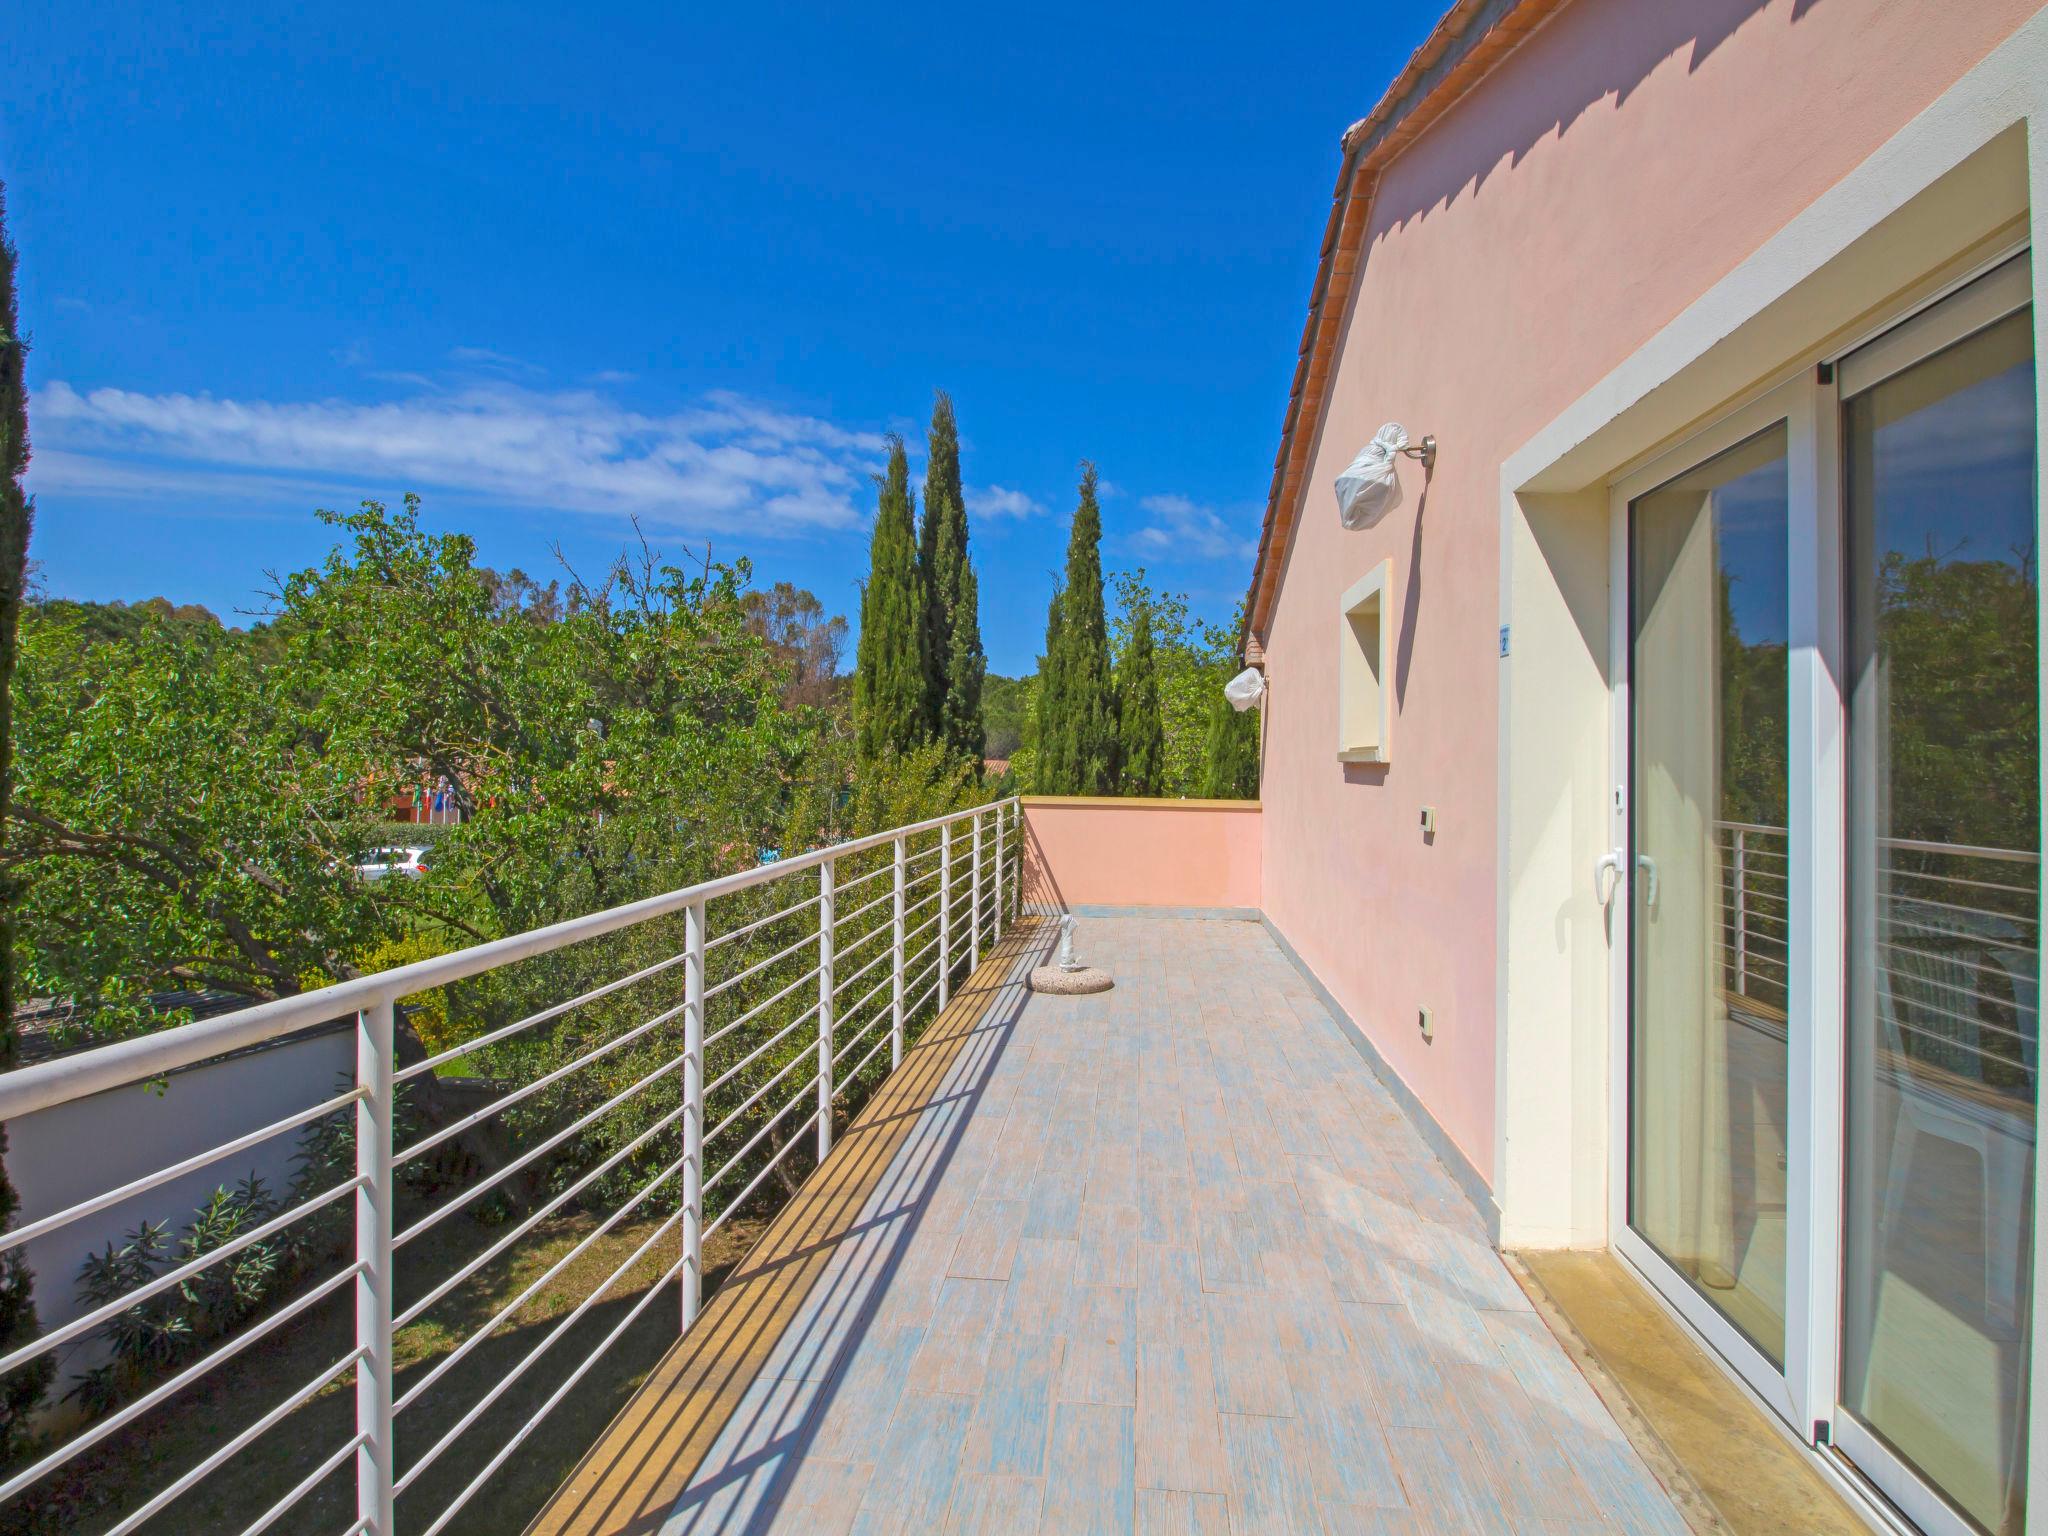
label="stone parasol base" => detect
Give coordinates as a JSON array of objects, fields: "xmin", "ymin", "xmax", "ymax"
[{"xmin": 1028, "ymin": 966, "xmax": 1113, "ymax": 995}]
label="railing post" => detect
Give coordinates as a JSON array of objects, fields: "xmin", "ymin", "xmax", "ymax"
[
  {"xmin": 1733, "ymin": 828, "xmax": 1748, "ymax": 997},
  {"xmin": 891, "ymin": 836, "xmax": 907, "ymax": 1067},
  {"xmin": 355, "ymin": 998, "xmax": 396, "ymax": 1536},
  {"xmin": 994, "ymin": 802, "xmax": 1007, "ymax": 942},
  {"xmin": 681, "ymin": 898, "xmax": 705, "ymax": 1329},
  {"xmin": 938, "ymin": 822, "xmax": 953, "ymax": 1010},
  {"xmin": 817, "ymin": 859, "xmax": 835, "ymax": 1162},
  {"xmin": 971, "ymin": 810, "xmax": 984, "ymax": 973}
]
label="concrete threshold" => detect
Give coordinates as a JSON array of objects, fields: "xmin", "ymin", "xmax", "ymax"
[{"xmin": 1509, "ymin": 1249, "xmax": 1867, "ymax": 1536}]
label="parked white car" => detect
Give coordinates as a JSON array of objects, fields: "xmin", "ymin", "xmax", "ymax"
[{"xmin": 352, "ymin": 846, "xmax": 431, "ymax": 882}]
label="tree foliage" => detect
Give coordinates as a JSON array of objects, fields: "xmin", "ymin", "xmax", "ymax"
[
  {"xmin": 1034, "ymin": 464, "xmax": 1118, "ymax": 794},
  {"xmin": 854, "ymin": 438, "xmax": 932, "ymax": 760},
  {"xmin": 1114, "ymin": 597, "xmax": 1164, "ymax": 796},
  {"xmin": 919, "ymin": 392, "xmax": 986, "ymax": 770},
  {"xmin": 1201, "ymin": 690, "xmax": 1260, "ymax": 799},
  {"xmin": 0, "ymin": 174, "xmax": 50, "ymax": 1460}
]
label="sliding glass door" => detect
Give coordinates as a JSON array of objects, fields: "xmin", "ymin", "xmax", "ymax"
[
  {"xmin": 1837, "ymin": 270, "xmax": 2036, "ymax": 1536},
  {"xmin": 1627, "ymin": 421, "xmax": 1793, "ymax": 1378},
  {"xmin": 1615, "ymin": 253, "xmax": 2037, "ymax": 1536}
]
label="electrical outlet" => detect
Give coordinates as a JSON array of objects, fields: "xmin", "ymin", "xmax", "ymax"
[
  {"xmin": 1419, "ymin": 1005, "xmax": 1434, "ymax": 1043},
  {"xmin": 1419, "ymin": 806, "xmax": 1436, "ymax": 836}
]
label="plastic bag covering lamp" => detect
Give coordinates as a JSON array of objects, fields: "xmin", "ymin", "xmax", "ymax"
[
  {"xmin": 1334, "ymin": 423, "xmax": 1436, "ymax": 530},
  {"xmin": 1224, "ymin": 666, "xmax": 1266, "ymax": 712}
]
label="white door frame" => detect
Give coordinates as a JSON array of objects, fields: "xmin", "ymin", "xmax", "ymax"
[{"xmin": 1605, "ymin": 253, "xmax": 2034, "ymax": 1536}]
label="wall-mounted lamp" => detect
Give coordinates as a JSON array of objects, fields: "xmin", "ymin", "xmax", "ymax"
[
  {"xmin": 1398, "ymin": 434, "xmax": 1438, "ymax": 473},
  {"xmin": 1335, "ymin": 422, "xmax": 1437, "ymax": 530}
]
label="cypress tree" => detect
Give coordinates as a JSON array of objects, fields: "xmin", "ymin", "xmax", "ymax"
[
  {"xmin": 1032, "ymin": 580, "xmax": 1065, "ymax": 792},
  {"xmin": 1200, "ymin": 689, "xmax": 1260, "ymax": 799},
  {"xmin": 1116, "ymin": 599, "xmax": 1165, "ymax": 796},
  {"xmin": 0, "ymin": 180, "xmax": 51, "ymax": 1453},
  {"xmin": 920, "ymin": 392, "xmax": 985, "ymax": 769},
  {"xmin": 1038, "ymin": 463, "xmax": 1118, "ymax": 794},
  {"xmin": 853, "ymin": 437, "xmax": 931, "ymax": 759}
]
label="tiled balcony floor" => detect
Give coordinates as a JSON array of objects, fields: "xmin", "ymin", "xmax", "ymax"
[{"xmin": 541, "ymin": 916, "xmax": 1688, "ymax": 1536}]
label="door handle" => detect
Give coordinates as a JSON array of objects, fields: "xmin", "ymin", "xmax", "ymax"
[
  {"xmin": 1636, "ymin": 853, "xmax": 1660, "ymax": 910},
  {"xmin": 1594, "ymin": 850, "xmax": 1623, "ymax": 906}
]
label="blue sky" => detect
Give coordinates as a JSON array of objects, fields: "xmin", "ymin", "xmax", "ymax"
[{"xmin": 4, "ymin": 2, "xmax": 1437, "ymax": 676}]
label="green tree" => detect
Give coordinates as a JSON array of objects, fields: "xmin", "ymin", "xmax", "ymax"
[
  {"xmin": 1201, "ymin": 691, "xmax": 1260, "ymax": 799},
  {"xmin": 919, "ymin": 393, "xmax": 986, "ymax": 770},
  {"xmin": 0, "ymin": 181, "xmax": 53, "ymax": 1450},
  {"xmin": 1115, "ymin": 596, "xmax": 1165, "ymax": 796},
  {"xmin": 1036, "ymin": 464, "xmax": 1118, "ymax": 794},
  {"xmin": 854, "ymin": 437, "xmax": 932, "ymax": 760}
]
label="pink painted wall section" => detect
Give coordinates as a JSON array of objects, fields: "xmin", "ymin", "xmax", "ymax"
[
  {"xmin": 1019, "ymin": 798, "xmax": 1262, "ymax": 913},
  {"xmin": 1256, "ymin": 0, "xmax": 2038, "ymax": 1190}
]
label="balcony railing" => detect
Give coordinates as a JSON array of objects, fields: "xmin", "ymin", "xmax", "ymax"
[
  {"xmin": 0, "ymin": 796, "xmax": 1022, "ymax": 1536},
  {"xmin": 1717, "ymin": 818, "xmax": 2039, "ymax": 1091}
]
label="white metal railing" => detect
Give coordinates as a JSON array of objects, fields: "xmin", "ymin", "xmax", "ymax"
[
  {"xmin": 1716, "ymin": 818, "xmax": 2039, "ymax": 1087},
  {"xmin": 0, "ymin": 796, "xmax": 1023, "ymax": 1535}
]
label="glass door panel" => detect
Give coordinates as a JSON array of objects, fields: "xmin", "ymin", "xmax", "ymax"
[
  {"xmin": 1841, "ymin": 301, "xmax": 2037, "ymax": 1536},
  {"xmin": 1629, "ymin": 422, "xmax": 1792, "ymax": 1368}
]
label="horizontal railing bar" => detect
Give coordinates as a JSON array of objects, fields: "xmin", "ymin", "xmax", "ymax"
[
  {"xmin": 398, "ymin": 1206, "xmax": 684, "ymax": 1496},
  {"xmin": 705, "ymin": 963, "xmax": 820, "ymax": 1051},
  {"xmin": 703, "ymin": 1113, "xmax": 817, "ymax": 1241},
  {"xmin": 1883, "ymin": 866, "xmax": 2039, "ymax": 900},
  {"xmin": 829, "ymin": 940, "xmax": 891, "ymax": 1000},
  {"xmin": 395, "ymin": 1045, "xmax": 677, "ymax": 1250},
  {"xmin": 833, "ymin": 886, "xmax": 895, "ymax": 929},
  {"xmin": 832, "ymin": 917, "xmax": 891, "ymax": 965},
  {"xmin": 1713, "ymin": 819, "xmax": 1788, "ymax": 838},
  {"xmin": 1882, "ymin": 835, "xmax": 2041, "ymax": 865},
  {"xmin": 396, "ymin": 994, "xmax": 687, "ymax": 1167},
  {"xmin": 1876, "ymin": 940, "xmax": 2037, "ymax": 987},
  {"xmin": 0, "ymin": 1083, "xmax": 361, "ymax": 1257},
  {"xmin": 904, "ymin": 911, "xmax": 940, "ymax": 949},
  {"xmin": 833, "ymin": 969, "xmax": 892, "ymax": 1034},
  {"xmin": 830, "ymin": 860, "xmax": 894, "ymax": 897},
  {"xmin": 704, "ymin": 1045, "xmax": 813, "ymax": 1148},
  {"xmin": 1875, "ymin": 974, "xmax": 2039, "ymax": 1036},
  {"xmin": 1891, "ymin": 1015, "xmax": 2031, "ymax": 1065},
  {"xmin": 238, "ymin": 1430, "xmax": 367, "ymax": 1536},
  {"xmin": 0, "ymin": 799, "xmax": 1019, "ymax": 1121},
  {"xmin": 0, "ymin": 1175, "xmax": 361, "ymax": 1379},
  {"xmin": 829, "ymin": 1006, "xmax": 889, "ymax": 1072},
  {"xmin": 239, "ymin": 1433, "xmax": 368, "ymax": 1536},
  {"xmin": 1882, "ymin": 914, "xmax": 2038, "ymax": 951},
  {"xmin": 398, "ymin": 946, "xmax": 690, "ymax": 1085},
  {"xmin": 704, "ymin": 893, "xmax": 817, "ymax": 955},
  {"xmin": 418, "ymin": 1245, "xmax": 689, "ymax": 1536},
  {"xmin": 395, "ymin": 1158, "xmax": 682, "ymax": 1416},
  {"xmin": 398, "ymin": 1097, "xmax": 686, "ymax": 1326},
  {"xmin": 704, "ymin": 1077, "xmax": 819, "ymax": 1195},
  {"xmin": 102, "ymin": 1348, "xmax": 365, "ymax": 1536},
  {"xmin": 842, "ymin": 1026, "xmax": 894, "ymax": 1086},
  {"xmin": 0, "ymin": 1260, "xmax": 364, "ymax": 1505},
  {"xmin": 705, "ymin": 1004, "xmax": 819, "ymax": 1099},
  {"xmin": 1881, "ymin": 892, "xmax": 2039, "ymax": 928},
  {"xmin": 704, "ymin": 927, "xmax": 820, "ymax": 1003}
]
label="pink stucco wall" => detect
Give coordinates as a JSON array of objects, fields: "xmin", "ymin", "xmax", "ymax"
[
  {"xmin": 1256, "ymin": 0, "xmax": 2037, "ymax": 1188},
  {"xmin": 1020, "ymin": 798, "xmax": 1262, "ymax": 913}
]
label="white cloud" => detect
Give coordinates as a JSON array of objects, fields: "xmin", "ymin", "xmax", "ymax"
[
  {"xmin": 969, "ymin": 484, "xmax": 1045, "ymax": 520},
  {"xmin": 1128, "ymin": 493, "xmax": 1257, "ymax": 563},
  {"xmin": 29, "ymin": 380, "xmax": 892, "ymax": 537}
]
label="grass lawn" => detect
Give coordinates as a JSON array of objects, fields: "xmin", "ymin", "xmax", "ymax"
[{"xmin": 10, "ymin": 1206, "xmax": 768, "ymax": 1536}]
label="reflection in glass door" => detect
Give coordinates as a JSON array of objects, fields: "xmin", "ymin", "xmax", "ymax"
[
  {"xmin": 1628, "ymin": 422, "xmax": 1792, "ymax": 1368},
  {"xmin": 1841, "ymin": 297, "xmax": 2037, "ymax": 1536}
]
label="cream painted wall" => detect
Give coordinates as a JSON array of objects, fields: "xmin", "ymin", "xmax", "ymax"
[{"xmin": 1256, "ymin": 0, "xmax": 2042, "ymax": 1202}]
